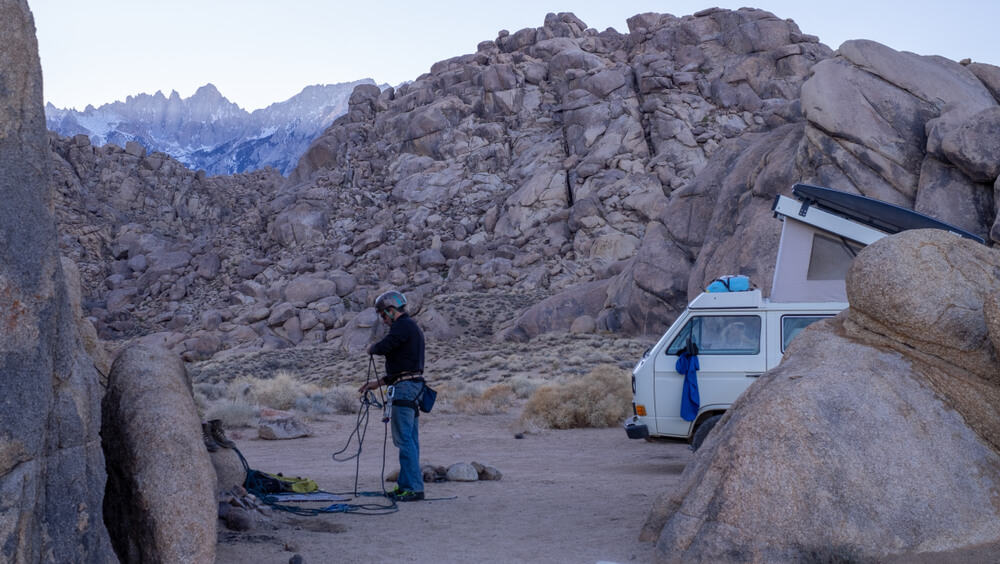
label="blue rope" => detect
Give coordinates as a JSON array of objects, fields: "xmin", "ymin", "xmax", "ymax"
[
  {"xmin": 227, "ymin": 357, "xmax": 400, "ymax": 516},
  {"xmin": 231, "ymin": 357, "xmax": 448, "ymax": 516}
]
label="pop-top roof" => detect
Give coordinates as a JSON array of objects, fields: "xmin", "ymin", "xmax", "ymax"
[
  {"xmin": 790, "ymin": 183, "xmax": 984, "ymax": 243},
  {"xmin": 767, "ymin": 183, "xmax": 987, "ymax": 304}
]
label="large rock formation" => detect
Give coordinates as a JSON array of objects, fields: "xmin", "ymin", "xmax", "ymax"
[
  {"xmin": 0, "ymin": 0, "xmax": 114, "ymax": 560},
  {"xmin": 641, "ymin": 229, "xmax": 1000, "ymax": 562},
  {"xmin": 46, "ymin": 8, "xmax": 1000, "ymax": 363},
  {"xmin": 102, "ymin": 345, "xmax": 216, "ymax": 564},
  {"xmin": 49, "ymin": 132, "xmax": 283, "ymax": 345},
  {"xmin": 285, "ymin": 8, "xmax": 832, "ymax": 335},
  {"xmin": 585, "ymin": 37, "xmax": 1000, "ymax": 337}
]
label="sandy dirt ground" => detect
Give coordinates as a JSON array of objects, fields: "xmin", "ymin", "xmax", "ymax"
[
  {"xmin": 202, "ymin": 292, "xmax": 1000, "ymax": 564},
  {"xmin": 214, "ymin": 410, "xmax": 691, "ymax": 564}
]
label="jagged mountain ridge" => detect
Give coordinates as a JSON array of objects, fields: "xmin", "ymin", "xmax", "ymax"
[{"xmin": 45, "ymin": 80, "xmax": 385, "ymax": 175}]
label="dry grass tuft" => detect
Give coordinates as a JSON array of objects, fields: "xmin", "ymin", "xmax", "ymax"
[
  {"xmin": 238, "ymin": 370, "xmax": 320, "ymax": 410},
  {"xmin": 519, "ymin": 364, "xmax": 631, "ymax": 429},
  {"xmin": 204, "ymin": 400, "xmax": 258, "ymax": 428},
  {"xmin": 194, "ymin": 381, "xmax": 228, "ymax": 401},
  {"xmin": 453, "ymin": 383, "xmax": 517, "ymax": 414},
  {"xmin": 323, "ymin": 386, "xmax": 362, "ymax": 415},
  {"xmin": 193, "ymin": 369, "xmax": 344, "ymax": 425},
  {"xmin": 508, "ymin": 376, "xmax": 542, "ymax": 399}
]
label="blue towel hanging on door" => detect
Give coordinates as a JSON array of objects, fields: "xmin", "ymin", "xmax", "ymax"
[{"xmin": 676, "ymin": 351, "xmax": 700, "ymax": 421}]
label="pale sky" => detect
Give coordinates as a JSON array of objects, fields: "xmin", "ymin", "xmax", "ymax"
[{"xmin": 31, "ymin": 0, "xmax": 1000, "ymax": 111}]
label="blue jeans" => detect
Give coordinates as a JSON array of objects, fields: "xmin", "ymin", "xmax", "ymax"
[{"xmin": 391, "ymin": 381, "xmax": 424, "ymax": 493}]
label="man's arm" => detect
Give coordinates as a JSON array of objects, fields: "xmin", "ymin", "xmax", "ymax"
[
  {"xmin": 358, "ymin": 376, "xmax": 384, "ymax": 393},
  {"xmin": 369, "ymin": 320, "xmax": 407, "ymax": 356}
]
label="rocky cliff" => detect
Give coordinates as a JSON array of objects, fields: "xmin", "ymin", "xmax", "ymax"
[
  {"xmin": 276, "ymin": 8, "xmax": 1000, "ymax": 338},
  {"xmin": 46, "ymin": 80, "xmax": 382, "ymax": 175},
  {"xmin": 50, "ymin": 8, "xmax": 1000, "ymax": 364},
  {"xmin": 0, "ymin": 0, "xmax": 115, "ymax": 560}
]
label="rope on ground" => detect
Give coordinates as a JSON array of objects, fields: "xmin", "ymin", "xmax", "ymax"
[
  {"xmin": 233, "ymin": 356, "xmax": 450, "ymax": 515},
  {"xmin": 235, "ymin": 356, "xmax": 398, "ymax": 516},
  {"xmin": 234, "ymin": 445, "xmax": 398, "ymax": 516}
]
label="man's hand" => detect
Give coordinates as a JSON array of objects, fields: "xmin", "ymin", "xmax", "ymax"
[{"xmin": 358, "ymin": 380, "xmax": 380, "ymax": 394}]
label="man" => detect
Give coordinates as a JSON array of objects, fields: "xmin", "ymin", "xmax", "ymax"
[{"xmin": 358, "ymin": 290, "xmax": 426, "ymax": 502}]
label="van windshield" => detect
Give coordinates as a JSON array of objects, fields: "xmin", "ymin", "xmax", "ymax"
[{"xmin": 666, "ymin": 315, "xmax": 761, "ymax": 355}]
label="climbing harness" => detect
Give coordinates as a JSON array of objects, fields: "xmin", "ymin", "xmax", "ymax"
[{"xmin": 388, "ymin": 379, "xmax": 437, "ymax": 414}]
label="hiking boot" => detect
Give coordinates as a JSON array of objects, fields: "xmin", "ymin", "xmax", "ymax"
[
  {"xmin": 202, "ymin": 423, "xmax": 220, "ymax": 452},
  {"xmin": 390, "ymin": 489, "xmax": 424, "ymax": 502},
  {"xmin": 209, "ymin": 419, "xmax": 236, "ymax": 449}
]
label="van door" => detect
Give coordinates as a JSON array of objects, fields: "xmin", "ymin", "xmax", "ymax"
[{"xmin": 651, "ymin": 314, "xmax": 766, "ymax": 437}]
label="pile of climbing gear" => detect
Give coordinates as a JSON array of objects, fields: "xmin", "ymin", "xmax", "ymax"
[{"xmin": 233, "ymin": 444, "xmax": 396, "ymax": 516}]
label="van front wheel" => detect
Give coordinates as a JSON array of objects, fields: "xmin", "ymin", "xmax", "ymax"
[{"xmin": 690, "ymin": 414, "xmax": 723, "ymax": 451}]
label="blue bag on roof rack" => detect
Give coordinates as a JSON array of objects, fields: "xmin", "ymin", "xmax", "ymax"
[{"xmin": 706, "ymin": 275, "xmax": 750, "ymax": 293}]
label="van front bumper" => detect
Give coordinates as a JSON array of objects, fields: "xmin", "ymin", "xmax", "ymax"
[{"xmin": 624, "ymin": 416, "xmax": 649, "ymax": 440}]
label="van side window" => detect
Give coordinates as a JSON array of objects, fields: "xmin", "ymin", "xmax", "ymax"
[
  {"xmin": 666, "ymin": 316, "xmax": 761, "ymax": 355},
  {"xmin": 781, "ymin": 315, "xmax": 831, "ymax": 351}
]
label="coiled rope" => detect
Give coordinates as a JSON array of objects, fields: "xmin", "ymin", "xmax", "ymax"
[{"xmin": 235, "ymin": 356, "xmax": 398, "ymax": 515}]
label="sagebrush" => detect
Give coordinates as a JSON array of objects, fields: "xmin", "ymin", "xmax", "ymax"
[
  {"xmin": 519, "ymin": 364, "xmax": 631, "ymax": 429},
  {"xmin": 204, "ymin": 400, "xmax": 258, "ymax": 428},
  {"xmin": 453, "ymin": 383, "xmax": 516, "ymax": 414},
  {"xmin": 193, "ymin": 370, "xmax": 360, "ymax": 426},
  {"xmin": 246, "ymin": 370, "xmax": 320, "ymax": 410}
]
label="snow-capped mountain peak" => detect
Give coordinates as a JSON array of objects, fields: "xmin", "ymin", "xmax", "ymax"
[{"xmin": 46, "ymin": 79, "xmax": 384, "ymax": 176}]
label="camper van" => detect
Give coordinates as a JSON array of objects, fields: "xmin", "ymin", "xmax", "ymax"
[{"xmin": 624, "ymin": 184, "xmax": 984, "ymax": 448}]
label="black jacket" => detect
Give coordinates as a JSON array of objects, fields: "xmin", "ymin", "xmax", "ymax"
[{"xmin": 369, "ymin": 313, "xmax": 425, "ymax": 383}]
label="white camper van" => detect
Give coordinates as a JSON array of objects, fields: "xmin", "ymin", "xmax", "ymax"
[{"xmin": 623, "ymin": 184, "xmax": 984, "ymax": 448}]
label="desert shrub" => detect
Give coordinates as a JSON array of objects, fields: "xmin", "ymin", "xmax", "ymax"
[
  {"xmin": 226, "ymin": 377, "xmax": 255, "ymax": 402},
  {"xmin": 293, "ymin": 396, "xmax": 313, "ymax": 413},
  {"xmin": 519, "ymin": 364, "xmax": 631, "ymax": 429},
  {"xmin": 586, "ymin": 351, "xmax": 616, "ymax": 364},
  {"xmin": 192, "ymin": 392, "xmax": 210, "ymax": 416},
  {"xmin": 192, "ymin": 382, "xmax": 228, "ymax": 416},
  {"xmin": 324, "ymin": 386, "xmax": 362, "ymax": 414},
  {"xmin": 484, "ymin": 355, "xmax": 507, "ymax": 370},
  {"xmin": 509, "ymin": 376, "xmax": 541, "ymax": 399},
  {"xmin": 194, "ymin": 381, "xmax": 227, "ymax": 401},
  {"xmin": 232, "ymin": 370, "xmax": 320, "ymax": 410},
  {"xmin": 205, "ymin": 400, "xmax": 258, "ymax": 428},
  {"xmin": 453, "ymin": 383, "xmax": 516, "ymax": 414},
  {"xmin": 289, "ymin": 393, "xmax": 328, "ymax": 414},
  {"xmin": 451, "ymin": 384, "xmax": 486, "ymax": 414},
  {"xmin": 481, "ymin": 383, "xmax": 515, "ymax": 407}
]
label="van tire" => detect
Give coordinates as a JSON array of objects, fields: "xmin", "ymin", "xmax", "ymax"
[{"xmin": 690, "ymin": 414, "xmax": 723, "ymax": 451}]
